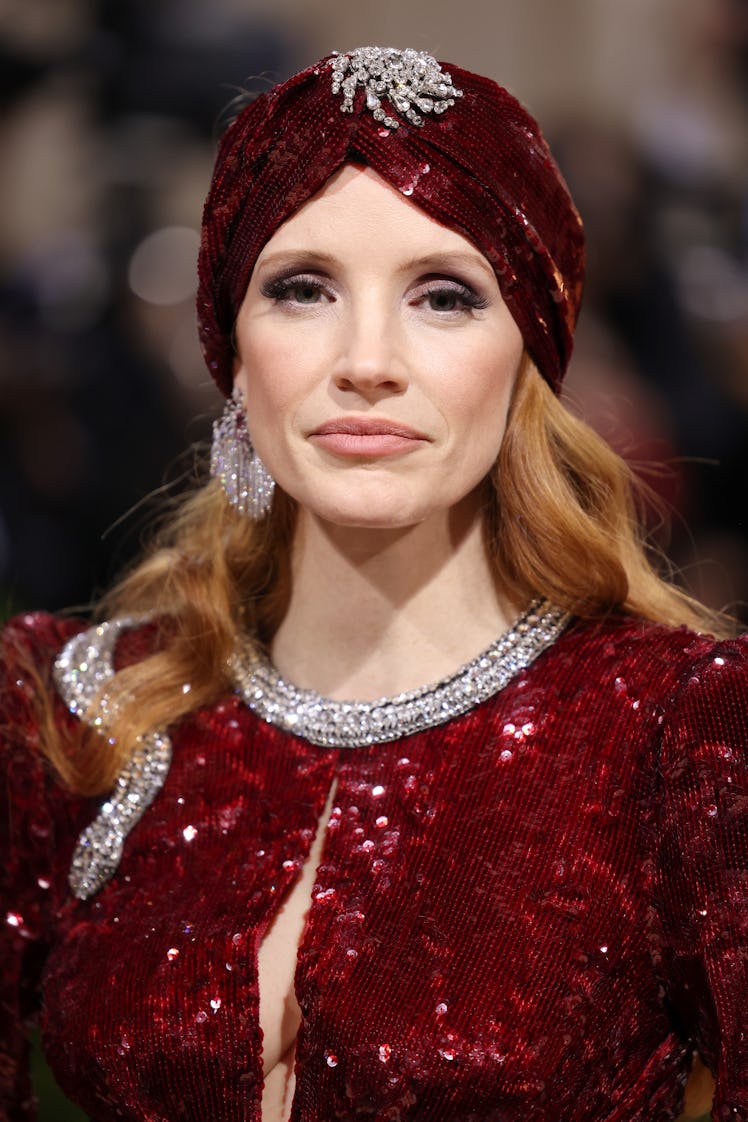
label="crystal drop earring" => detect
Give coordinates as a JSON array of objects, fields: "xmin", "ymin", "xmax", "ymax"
[{"xmin": 209, "ymin": 386, "xmax": 275, "ymax": 519}]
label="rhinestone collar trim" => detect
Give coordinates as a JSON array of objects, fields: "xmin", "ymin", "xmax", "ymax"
[
  {"xmin": 329, "ymin": 46, "xmax": 463, "ymax": 130},
  {"xmin": 54, "ymin": 600, "xmax": 567, "ymax": 898},
  {"xmin": 229, "ymin": 599, "xmax": 568, "ymax": 748}
]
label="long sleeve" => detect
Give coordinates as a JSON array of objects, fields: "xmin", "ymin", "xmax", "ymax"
[
  {"xmin": 656, "ymin": 637, "xmax": 748, "ymax": 1120},
  {"xmin": 0, "ymin": 614, "xmax": 89, "ymax": 1122}
]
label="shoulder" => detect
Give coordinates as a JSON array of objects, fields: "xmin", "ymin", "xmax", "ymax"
[
  {"xmin": 0, "ymin": 610, "xmax": 165, "ymax": 791},
  {"xmin": 559, "ymin": 613, "xmax": 748, "ymax": 767},
  {"xmin": 0, "ymin": 611, "xmax": 89, "ymax": 734},
  {"xmin": 552, "ymin": 612, "xmax": 743, "ymax": 704},
  {"xmin": 0, "ymin": 611, "xmax": 94, "ymax": 783},
  {"xmin": 2, "ymin": 611, "xmax": 170, "ymax": 718},
  {"xmin": 654, "ymin": 626, "xmax": 748, "ymax": 757},
  {"xmin": 1, "ymin": 609, "xmax": 87, "ymax": 673}
]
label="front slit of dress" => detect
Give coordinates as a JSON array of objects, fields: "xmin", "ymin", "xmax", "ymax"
[{"xmin": 258, "ymin": 782, "xmax": 339, "ymax": 1122}]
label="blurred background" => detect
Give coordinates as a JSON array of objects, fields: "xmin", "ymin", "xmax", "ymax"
[
  {"xmin": 1, "ymin": 0, "xmax": 747, "ymax": 624},
  {"xmin": 2, "ymin": 1, "xmax": 747, "ymax": 1116}
]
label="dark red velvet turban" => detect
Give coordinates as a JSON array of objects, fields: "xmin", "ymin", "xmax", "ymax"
[{"xmin": 197, "ymin": 47, "xmax": 585, "ymax": 395}]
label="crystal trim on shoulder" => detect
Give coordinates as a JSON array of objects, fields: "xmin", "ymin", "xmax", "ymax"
[
  {"xmin": 230, "ymin": 599, "xmax": 569, "ymax": 748},
  {"xmin": 54, "ymin": 619, "xmax": 172, "ymax": 901}
]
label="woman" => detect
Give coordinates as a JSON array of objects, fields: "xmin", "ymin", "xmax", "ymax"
[{"xmin": 2, "ymin": 46, "xmax": 746, "ymax": 1122}]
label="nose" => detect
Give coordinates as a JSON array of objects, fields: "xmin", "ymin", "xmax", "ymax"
[{"xmin": 332, "ymin": 299, "xmax": 408, "ymax": 398}]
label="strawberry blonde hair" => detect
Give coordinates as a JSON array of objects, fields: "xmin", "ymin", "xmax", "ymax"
[{"xmin": 33, "ymin": 357, "xmax": 730, "ymax": 796}]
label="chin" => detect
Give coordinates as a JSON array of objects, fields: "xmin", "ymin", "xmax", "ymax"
[
  {"xmin": 295, "ymin": 491, "xmax": 430, "ymax": 531},
  {"xmin": 319, "ymin": 506, "xmax": 427, "ymax": 531},
  {"xmin": 290, "ymin": 475, "xmax": 483, "ymax": 532}
]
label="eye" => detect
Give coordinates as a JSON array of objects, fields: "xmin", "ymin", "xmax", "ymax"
[
  {"xmin": 288, "ymin": 281, "xmax": 323, "ymax": 305},
  {"xmin": 260, "ymin": 274, "xmax": 332, "ymax": 306},
  {"xmin": 427, "ymin": 288, "xmax": 462, "ymax": 312},
  {"xmin": 414, "ymin": 278, "xmax": 489, "ymax": 315}
]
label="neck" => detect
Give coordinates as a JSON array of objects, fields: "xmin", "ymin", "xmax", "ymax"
[{"xmin": 270, "ymin": 494, "xmax": 521, "ymax": 699}]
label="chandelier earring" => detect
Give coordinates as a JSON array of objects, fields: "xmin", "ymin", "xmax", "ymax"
[{"xmin": 210, "ymin": 386, "xmax": 275, "ymax": 519}]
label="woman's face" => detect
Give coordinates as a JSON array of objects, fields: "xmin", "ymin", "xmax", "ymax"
[{"xmin": 233, "ymin": 165, "xmax": 523, "ymax": 531}]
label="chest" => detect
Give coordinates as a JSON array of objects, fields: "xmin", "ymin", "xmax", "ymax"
[{"xmin": 40, "ymin": 698, "xmax": 679, "ymax": 1120}]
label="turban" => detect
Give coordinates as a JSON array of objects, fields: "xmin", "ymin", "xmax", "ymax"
[{"xmin": 197, "ymin": 47, "xmax": 585, "ymax": 395}]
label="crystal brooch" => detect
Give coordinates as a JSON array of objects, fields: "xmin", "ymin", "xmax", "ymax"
[{"xmin": 330, "ymin": 46, "xmax": 463, "ymax": 129}]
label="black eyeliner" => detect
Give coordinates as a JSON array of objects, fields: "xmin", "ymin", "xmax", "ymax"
[
  {"xmin": 260, "ymin": 272, "xmax": 324, "ymax": 300},
  {"xmin": 421, "ymin": 278, "xmax": 490, "ymax": 311}
]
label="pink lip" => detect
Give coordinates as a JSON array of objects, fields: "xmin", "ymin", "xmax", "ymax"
[{"xmin": 309, "ymin": 417, "xmax": 429, "ymax": 457}]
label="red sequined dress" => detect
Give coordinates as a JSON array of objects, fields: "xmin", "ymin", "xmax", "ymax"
[{"xmin": 2, "ymin": 605, "xmax": 747, "ymax": 1122}]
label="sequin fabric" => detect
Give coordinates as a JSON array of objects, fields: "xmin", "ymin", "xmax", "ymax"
[
  {"xmin": 2, "ymin": 611, "xmax": 748, "ymax": 1121},
  {"xmin": 51, "ymin": 601, "xmax": 566, "ymax": 901},
  {"xmin": 197, "ymin": 49, "xmax": 585, "ymax": 398}
]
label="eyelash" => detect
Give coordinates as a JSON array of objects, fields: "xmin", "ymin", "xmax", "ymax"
[
  {"xmin": 417, "ymin": 280, "xmax": 489, "ymax": 313},
  {"xmin": 260, "ymin": 274, "xmax": 328, "ymax": 303},
  {"xmin": 259, "ymin": 273, "xmax": 490, "ymax": 313}
]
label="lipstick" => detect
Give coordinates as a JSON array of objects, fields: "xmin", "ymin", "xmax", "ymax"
[{"xmin": 309, "ymin": 418, "xmax": 429, "ymax": 457}]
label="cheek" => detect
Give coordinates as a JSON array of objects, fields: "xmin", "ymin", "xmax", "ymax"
[
  {"xmin": 234, "ymin": 332, "xmax": 305, "ymax": 424},
  {"xmin": 444, "ymin": 338, "xmax": 521, "ymax": 440}
]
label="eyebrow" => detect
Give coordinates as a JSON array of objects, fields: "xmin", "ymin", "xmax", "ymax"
[
  {"xmin": 395, "ymin": 252, "xmax": 496, "ymax": 280},
  {"xmin": 253, "ymin": 251, "xmax": 338, "ymax": 273},
  {"xmin": 254, "ymin": 249, "xmax": 495, "ymax": 280}
]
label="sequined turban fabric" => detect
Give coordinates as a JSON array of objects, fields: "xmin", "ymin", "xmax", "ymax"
[{"xmin": 197, "ymin": 48, "xmax": 586, "ymax": 395}]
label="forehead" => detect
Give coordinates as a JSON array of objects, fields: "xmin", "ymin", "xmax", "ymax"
[{"xmin": 254, "ymin": 164, "xmax": 490, "ymax": 265}]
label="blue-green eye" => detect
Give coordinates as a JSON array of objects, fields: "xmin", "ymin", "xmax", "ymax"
[
  {"xmin": 289, "ymin": 283, "xmax": 321, "ymax": 304},
  {"xmin": 260, "ymin": 274, "xmax": 329, "ymax": 305},
  {"xmin": 427, "ymin": 289, "xmax": 461, "ymax": 312},
  {"xmin": 418, "ymin": 279, "xmax": 489, "ymax": 314}
]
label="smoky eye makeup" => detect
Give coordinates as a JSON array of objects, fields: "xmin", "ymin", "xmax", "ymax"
[
  {"xmin": 414, "ymin": 275, "xmax": 491, "ymax": 313},
  {"xmin": 254, "ymin": 256, "xmax": 493, "ymax": 314},
  {"xmin": 259, "ymin": 271, "xmax": 333, "ymax": 305}
]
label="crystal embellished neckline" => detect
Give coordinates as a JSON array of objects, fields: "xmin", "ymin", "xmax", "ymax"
[
  {"xmin": 229, "ymin": 599, "xmax": 568, "ymax": 749},
  {"xmin": 54, "ymin": 599, "xmax": 567, "ymax": 898}
]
